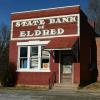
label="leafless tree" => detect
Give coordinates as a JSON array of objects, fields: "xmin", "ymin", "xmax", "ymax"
[
  {"xmin": 0, "ymin": 23, "xmax": 10, "ymax": 64},
  {"xmin": 88, "ymin": 0, "xmax": 100, "ymax": 35},
  {"xmin": 0, "ymin": 23, "xmax": 11, "ymax": 86}
]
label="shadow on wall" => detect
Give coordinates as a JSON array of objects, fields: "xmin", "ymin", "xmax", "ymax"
[
  {"xmin": 80, "ymin": 64, "xmax": 98, "ymax": 87},
  {"xmin": 80, "ymin": 33, "xmax": 98, "ymax": 87},
  {"xmin": 90, "ymin": 38, "xmax": 98, "ymax": 83},
  {"xmin": 80, "ymin": 10, "xmax": 98, "ymax": 86},
  {"xmin": 82, "ymin": 39, "xmax": 98, "ymax": 87},
  {"xmin": 0, "ymin": 62, "xmax": 16, "ymax": 87}
]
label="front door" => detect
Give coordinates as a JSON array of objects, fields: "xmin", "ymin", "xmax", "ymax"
[
  {"xmin": 62, "ymin": 55, "xmax": 72, "ymax": 74},
  {"xmin": 60, "ymin": 53, "xmax": 72, "ymax": 83}
]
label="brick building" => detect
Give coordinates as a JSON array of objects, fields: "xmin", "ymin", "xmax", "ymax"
[
  {"xmin": 9, "ymin": 5, "xmax": 97, "ymax": 88},
  {"xmin": 96, "ymin": 38, "xmax": 100, "ymax": 81}
]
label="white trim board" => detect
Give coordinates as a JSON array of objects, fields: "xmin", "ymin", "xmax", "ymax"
[
  {"xmin": 17, "ymin": 40, "xmax": 50, "ymax": 46},
  {"xmin": 59, "ymin": 51, "xmax": 61, "ymax": 83},
  {"xmin": 45, "ymin": 48, "xmax": 72, "ymax": 51},
  {"xmin": 12, "ymin": 34, "xmax": 80, "ymax": 41},
  {"xmin": 16, "ymin": 69, "xmax": 50, "ymax": 72}
]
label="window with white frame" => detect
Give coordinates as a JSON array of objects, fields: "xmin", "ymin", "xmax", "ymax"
[{"xmin": 17, "ymin": 45, "xmax": 50, "ymax": 71}]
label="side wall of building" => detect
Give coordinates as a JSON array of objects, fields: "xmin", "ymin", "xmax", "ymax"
[{"xmin": 80, "ymin": 11, "xmax": 97, "ymax": 85}]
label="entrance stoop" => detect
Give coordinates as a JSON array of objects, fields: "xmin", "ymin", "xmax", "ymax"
[
  {"xmin": 53, "ymin": 74, "xmax": 78, "ymax": 90},
  {"xmin": 62, "ymin": 74, "xmax": 72, "ymax": 83},
  {"xmin": 53, "ymin": 81, "xmax": 78, "ymax": 90}
]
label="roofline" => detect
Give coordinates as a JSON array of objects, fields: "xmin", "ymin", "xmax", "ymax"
[{"xmin": 11, "ymin": 5, "xmax": 80, "ymax": 14}]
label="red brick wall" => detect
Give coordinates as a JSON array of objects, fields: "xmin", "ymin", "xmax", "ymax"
[
  {"xmin": 96, "ymin": 38, "xmax": 100, "ymax": 80},
  {"xmin": 9, "ymin": 6, "xmax": 80, "ymax": 85},
  {"xmin": 72, "ymin": 63, "xmax": 80, "ymax": 84},
  {"xmin": 9, "ymin": 40, "xmax": 59, "ymax": 85},
  {"xmin": 16, "ymin": 72, "xmax": 51, "ymax": 85},
  {"xmin": 11, "ymin": 6, "xmax": 80, "ymax": 20},
  {"xmin": 9, "ymin": 41, "xmax": 18, "ymax": 67},
  {"xmin": 50, "ymin": 50, "xmax": 59, "ymax": 82}
]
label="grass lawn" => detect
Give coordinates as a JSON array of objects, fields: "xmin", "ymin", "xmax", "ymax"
[
  {"xmin": 1, "ymin": 82, "xmax": 100, "ymax": 92},
  {"xmin": 0, "ymin": 85, "xmax": 49, "ymax": 92},
  {"xmin": 78, "ymin": 81, "xmax": 100, "ymax": 92}
]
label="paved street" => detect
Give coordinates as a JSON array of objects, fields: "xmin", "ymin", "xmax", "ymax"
[{"xmin": 0, "ymin": 89, "xmax": 100, "ymax": 100}]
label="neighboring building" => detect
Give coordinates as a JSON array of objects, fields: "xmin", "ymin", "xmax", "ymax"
[
  {"xmin": 96, "ymin": 38, "xmax": 100, "ymax": 81},
  {"xmin": 9, "ymin": 5, "xmax": 96, "ymax": 88}
]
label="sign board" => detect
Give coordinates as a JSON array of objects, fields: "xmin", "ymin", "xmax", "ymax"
[{"xmin": 11, "ymin": 14, "xmax": 79, "ymax": 40}]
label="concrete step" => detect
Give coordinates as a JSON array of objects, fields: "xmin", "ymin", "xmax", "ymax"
[
  {"xmin": 62, "ymin": 79, "xmax": 72, "ymax": 82},
  {"xmin": 53, "ymin": 83, "xmax": 78, "ymax": 90},
  {"xmin": 62, "ymin": 74, "xmax": 72, "ymax": 80},
  {"xmin": 61, "ymin": 78, "xmax": 72, "ymax": 83},
  {"xmin": 54, "ymin": 83, "xmax": 78, "ymax": 87},
  {"xmin": 53, "ymin": 74, "xmax": 78, "ymax": 90}
]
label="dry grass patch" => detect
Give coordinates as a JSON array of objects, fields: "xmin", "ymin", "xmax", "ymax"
[
  {"xmin": 79, "ymin": 82, "xmax": 100, "ymax": 91},
  {"xmin": 0, "ymin": 85, "xmax": 49, "ymax": 92}
]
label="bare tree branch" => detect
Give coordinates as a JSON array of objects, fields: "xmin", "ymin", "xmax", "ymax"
[
  {"xmin": 88, "ymin": 0, "xmax": 100, "ymax": 35},
  {"xmin": 0, "ymin": 23, "xmax": 10, "ymax": 63}
]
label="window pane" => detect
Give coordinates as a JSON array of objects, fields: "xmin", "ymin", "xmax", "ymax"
[
  {"xmin": 19, "ymin": 47, "xmax": 28, "ymax": 69},
  {"xmin": 42, "ymin": 51, "xmax": 49, "ymax": 57},
  {"xmin": 30, "ymin": 46, "xmax": 38, "ymax": 69},
  {"xmin": 30, "ymin": 46, "xmax": 38, "ymax": 57},
  {"xmin": 41, "ymin": 46, "xmax": 49, "ymax": 69},
  {"xmin": 30, "ymin": 58, "xmax": 38, "ymax": 68},
  {"xmin": 20, "ymin": 58, "xmax": 27, "ymax": 68},
  {"xmin": 42, "ymin": 58, "xmax": 49, "ymax": 68},
  {"xmin": 20, "ymin": 47, "xmax": 27, "ymax": 57}
]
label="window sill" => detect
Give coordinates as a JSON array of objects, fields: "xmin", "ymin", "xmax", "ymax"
[{"xmin": 16, "ymin": 69, "xmax": 50, "ymax": 72}]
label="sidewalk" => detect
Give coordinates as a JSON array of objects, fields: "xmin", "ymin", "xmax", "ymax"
[
  {"xmin": 49, "ymin": 85, "xmax": 100, "ymax": 96},
  {"xmin": 0, "ymin": 86, "xmax": 100, "ymax": 95}
]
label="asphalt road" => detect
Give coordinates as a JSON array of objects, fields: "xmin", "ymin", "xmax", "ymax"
[{"xmin": 0, "ymin": 89, "xmax": 100, "ymax": 100}]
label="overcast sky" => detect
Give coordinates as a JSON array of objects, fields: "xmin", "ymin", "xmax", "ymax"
[{"xmin": 0, "ymin": 0, "xmax": 88, "ymax": 26}]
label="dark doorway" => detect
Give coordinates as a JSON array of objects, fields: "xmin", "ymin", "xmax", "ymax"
[{"xmin": 60, "ymin": 52, "xmax": 73, "ymax": 83}]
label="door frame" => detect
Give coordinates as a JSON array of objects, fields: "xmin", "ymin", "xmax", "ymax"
[
  {"xmin": 59, "ymin": 51, "xmax": 61, "ymax": 83},
  {"xmin": 59, "ymin": 51, "xmax": 73, "ymax": 83}
]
